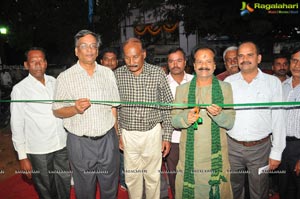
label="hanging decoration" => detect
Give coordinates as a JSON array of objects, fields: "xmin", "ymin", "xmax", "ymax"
[
  {"xmin": 148, "ymin": 24, "xmax": 162, "ymax": 36},
  {"xmin": 163, "ymin": 22, "xmax": 179, "ymax": 33},
  {"xmin": 134, "ymin": 22, "xmax": 178, "ymax": 36},
  {"xmin": 134, "ymin": 25, "xmax": 148, "ymax": 36}
]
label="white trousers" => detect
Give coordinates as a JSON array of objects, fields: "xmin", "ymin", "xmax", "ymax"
[{"xmin": 122, "ymin": 124, "xmax": 162, "ymax": 199}]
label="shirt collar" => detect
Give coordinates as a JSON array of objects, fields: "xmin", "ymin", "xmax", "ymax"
[
  {"xmin": 255, "ymin": 68, "xmax": 266, "ymax": 80},
  {"xmin": 167, "ymin": 72, "xmax": 190, "ymax": 84},
  {"xmin": 237, "ymin": 68, "xmax": 265, "ymax": 81},
  {"xmin": 76, "ymin": 61, "xmax": 100, "ymax": 74},
  {"xmin": 143, "ymin": 62, "xmax": 153, "ymax": 74},
  {"xmin": 28, "ymin": 73, "xmax": 48, "ymax": 85},
  {"xmin": 283, "ymin": 76, "xmax": 295, "ymax": 87}
]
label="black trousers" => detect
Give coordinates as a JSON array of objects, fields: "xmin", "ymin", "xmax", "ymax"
[
  {"xmin": 28, "ymin": 147, "xmax": 71, "ymax": 199},
  {"xmin": 278, "ymin": 138, "xmax": 300, "ymax": 199}
]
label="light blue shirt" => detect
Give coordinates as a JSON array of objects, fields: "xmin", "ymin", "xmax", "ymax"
[
  {"xmin": 225, "ymin": 69, "xmax": 286, "ymax": 161},
  {"xmin": 282, "ymin": 77, "xmax": 300, "ymax": 138}
]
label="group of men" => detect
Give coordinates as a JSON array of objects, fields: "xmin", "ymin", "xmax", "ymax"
[{"xmin": 9, "ymin": 29, "xmax": 300, "ymax": 199}]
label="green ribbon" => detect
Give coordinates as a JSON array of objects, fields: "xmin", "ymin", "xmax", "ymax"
[{"xmin": 1, "ymin": 99, "xmax": 300, "ymax": 108}]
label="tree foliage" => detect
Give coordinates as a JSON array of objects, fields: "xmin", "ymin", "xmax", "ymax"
[
  {"xmin": 0, "ymin": 0, "xmax": 89, "ymax": 64},
  {"xmin": 0, "ymin": 0, "xmax": 299, "ymax": 64}
]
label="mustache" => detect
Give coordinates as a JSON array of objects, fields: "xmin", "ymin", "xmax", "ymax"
[
  {"xmin": 230, "ymin": 64, "xmax": 238, "ymax": 68},
  {"xmin": 170, "ymin": 66, "xmax": 181, "ymax": 70},
  {"xmin": 197, "ymin": 67, "xmax": 210, "ymax": 71},
  {"xmin": 240, "ymin": 61, "xmax": 251, "ymax": 65},
  {"xmin": 278, "ymin": 69, "xmax": 287, "ymax": 72},
  {"xmin": 127, "ymin": 64, "xmax": 138, "ymax": 68}
]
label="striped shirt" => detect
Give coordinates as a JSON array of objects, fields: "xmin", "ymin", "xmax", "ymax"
[
  {"xmin": 53, "ymin": 61, "xmax": 120, "ymax": 137},
  {"xmin": 114, "ymin": 62, "xmax": 174, "ymax": 141},
  {"xmin": 282, "ymin": 77, "xmax": 300, "ymax": 138}
]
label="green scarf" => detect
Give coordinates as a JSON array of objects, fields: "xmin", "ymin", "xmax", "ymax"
[{"xmin": 182, "ymin": 75, "xmax": 227, "ymax": 199}]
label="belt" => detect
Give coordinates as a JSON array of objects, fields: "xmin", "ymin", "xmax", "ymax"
[
  {"xmin": 286, "ymin": 136, "xmax": 300, "ymax": 142},
  {"xmin": 228, "ymin": 135, "xmax": 270, "ymax": 147},
  {"xmin": 82, "ymin": 135, "xmax": 104, "ymax": 140}
]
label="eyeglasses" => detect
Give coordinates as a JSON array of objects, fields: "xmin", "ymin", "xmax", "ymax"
[
  {"xmin": 290, "ymin": 58, "xmax": 300, "ymax": 65},
  {"xmin": 77, "ymin": 43, "xmax": 98, "ymax": 50}
]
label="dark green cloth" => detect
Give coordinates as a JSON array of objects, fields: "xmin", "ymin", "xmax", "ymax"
[{"xmin": 182, "ymin": 76, "xmax": 226, "ymax": 199}]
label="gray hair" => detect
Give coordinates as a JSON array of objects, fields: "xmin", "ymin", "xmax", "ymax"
[
  {"xmin": 223, "ymin": 46, "xmax": 238, "ymax": 61},
  {"xmin": 74, "ymin": 29, "xmax": 102, "ymax": 47}
]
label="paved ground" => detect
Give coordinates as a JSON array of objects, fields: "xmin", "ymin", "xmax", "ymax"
[{"xmin": 0, "ymin": 125, "xmax": 19, "ymax": 182}]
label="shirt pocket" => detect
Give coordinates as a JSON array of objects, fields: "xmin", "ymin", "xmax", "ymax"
[
  {"xmin": 140, "ymin": 78, "xmax": 157, "ymax": 101},
  {"xmin": 256, "ymin": 92, "xmax": 269, "ymax": 102},
  {"xmin": 118, "ymin": 84, "xmax": 131, "ymax": 101}
]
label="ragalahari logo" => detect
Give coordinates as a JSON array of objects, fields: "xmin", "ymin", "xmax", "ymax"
[{"xmin": 240, "ymin": 2, "xmax": 255, "ymax": 16}]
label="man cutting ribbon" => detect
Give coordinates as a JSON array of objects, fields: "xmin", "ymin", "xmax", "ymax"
[{"xmin": 171, "ymin": 46, "xmax": 235, "ymax": 199}]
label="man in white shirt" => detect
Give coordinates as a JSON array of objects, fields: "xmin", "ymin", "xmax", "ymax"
[
  {"xmin": 278, "ymin": 47, "xmax": 300, "ymax": 199},
  {"xmin": 272, "ymin": 54, "xmax": 290, "ymax": 82},
  {"xmin": 269, "ymin": 53, "xmax": 290, "ymax": 196},
  {"xmin": 10, "ymin": 47, "xmax": 70, "ymax": 199},
  {"xmin": 166, "ymin": 47, "xmax": 193, "ymax": 197},
  {"xmin": 225, "ymin": 41, "xmax": 286, "ymax": 199}
]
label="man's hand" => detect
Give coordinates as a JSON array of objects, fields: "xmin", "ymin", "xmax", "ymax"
[
  {"xmin": 53, "ymin": 98, "xmax": 91, "ymax": 118},
  {"xmin": 119, "ymin": 135, "xmax": 124, "ymax": 151},
  {"xmin": 294, "ymin": 160, "xmax": 300, "ymax": 176},
  {"xmin": 207, "ymin": 104, "xmax": 222, "ymax": 116},
  {"xmin": 19, "ymin": 158, "xmax": 33, "ymax": 179},
  {"xmin": 75, "ymin": 98, "xmax": 91, "ymax": 114},
  {"xmin": 269, "ymin": 158, "xmax": 281, "ymax": 170},
  {"xmin": 161, "ymin": 141, "xmax": 171, "ymax": 158},
  {"xmin": 187, "ymin": 107, "xmax": 200, "ymax": 125}
]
